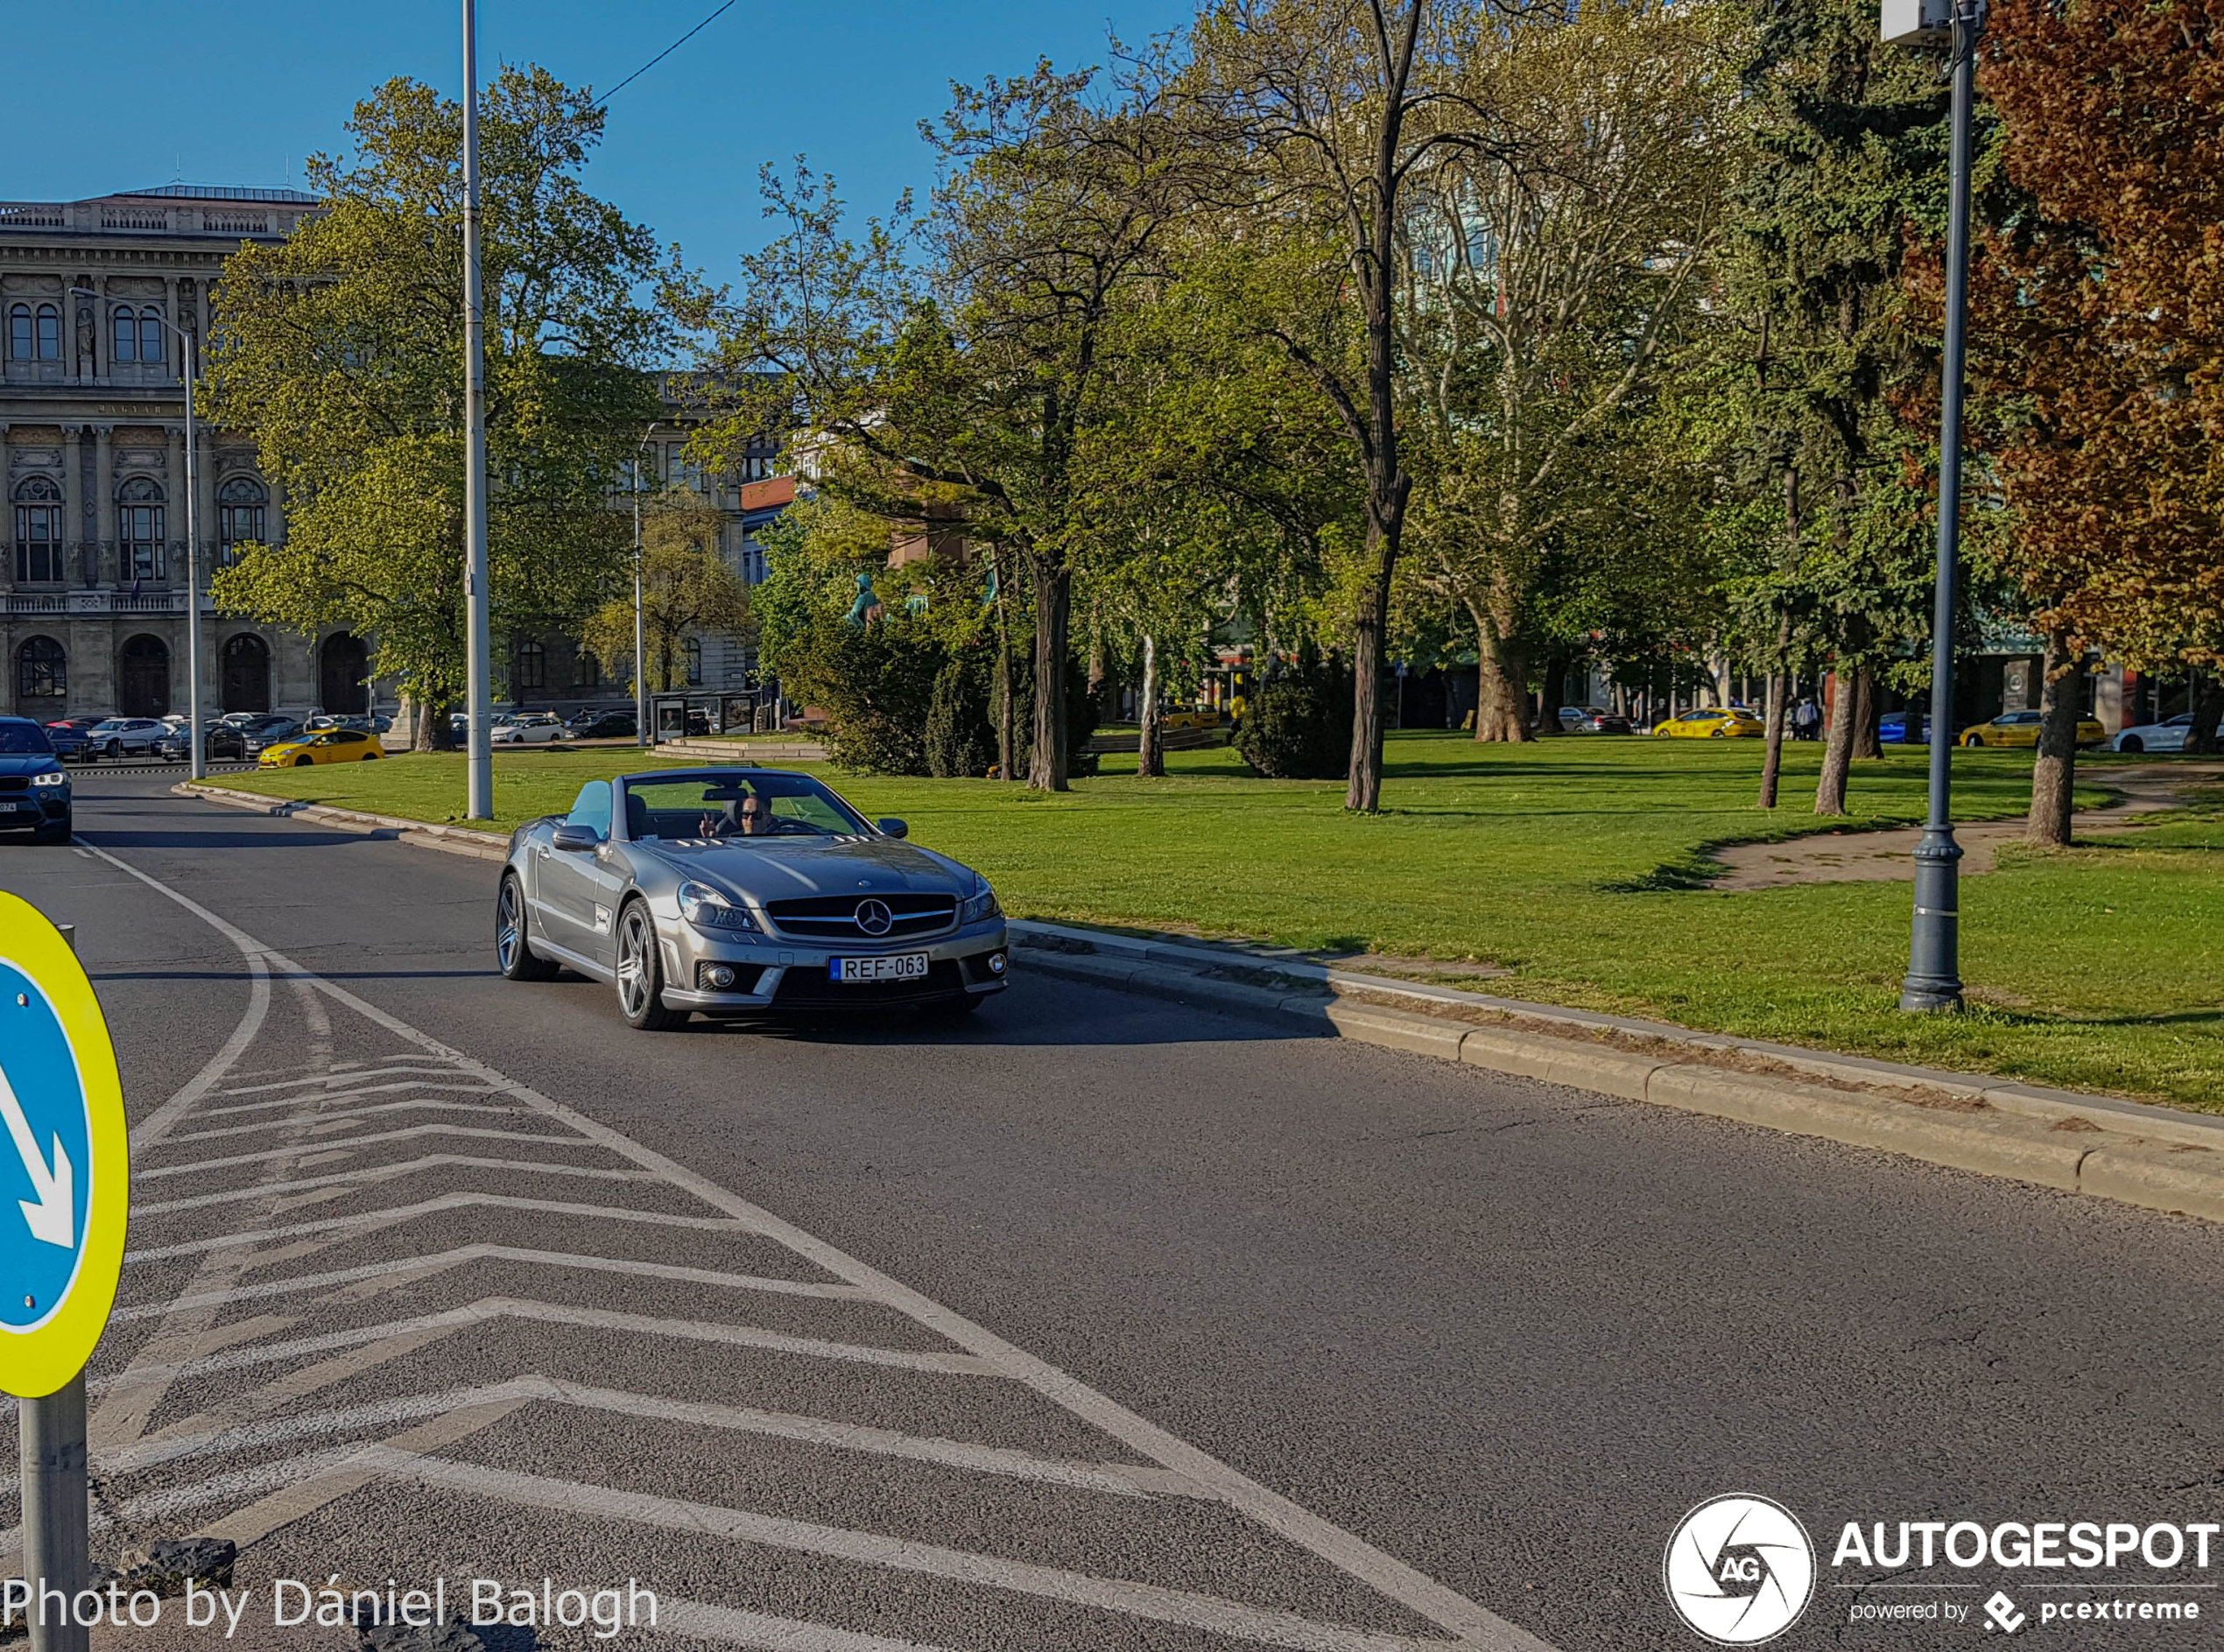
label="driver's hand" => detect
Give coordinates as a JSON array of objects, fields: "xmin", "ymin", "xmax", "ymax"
[{"xmin": 698, "ymin": 814, "xmax": 721, "ymax": 837}]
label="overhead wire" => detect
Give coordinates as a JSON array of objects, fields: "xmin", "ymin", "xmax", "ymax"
[{"xmin": 594, "ymin": 0, "xmax": 739, "ymax": 110}]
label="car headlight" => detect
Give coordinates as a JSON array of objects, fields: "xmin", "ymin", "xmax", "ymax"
[
  {"xmin": 30, "ymin": 771, "xmax": 67, "ymax": 788},
  {"xmin": 678, "ymin": 880, "xmax": 759, "ymax": 934},
  {"xmin": 960, "ymin": 878, "xmax": 1000, "ymax": 924}
]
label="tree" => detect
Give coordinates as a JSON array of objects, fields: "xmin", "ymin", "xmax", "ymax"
[
  {"xmin": 580, "ymin": 488, "xmax": 753, "ymax": 694},
  {"xmin": 1404, "ymin": 0, "xmax": 1740, "ymax": 742},
  {"xmin": 1181, "ymin": 0, "xmax": 1498, "ymax": 810},
  {"xmin": 1965, "ymin": 0, "xmax": 2224, "ymax": 831},
  {"xmin": 204, "ymin": 68, "xmax": 669, "ymax": 742},
  {"xmin": 1729, "ymin": 0, "xmax": 1953, "ymax": 813}
]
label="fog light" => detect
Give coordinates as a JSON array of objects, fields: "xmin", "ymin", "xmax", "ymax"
[
  {"xmin": 987, "ymin": 953, "xmax": 1006, "ymax": 975},
  {"xmin": 705, "ymin": 965, "xmax": 736, "ymax": 989}
]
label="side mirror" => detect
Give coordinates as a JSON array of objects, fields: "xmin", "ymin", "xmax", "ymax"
[
  {"xmin": 876, "ymin": 817, "xmax": 909, "ymax": 840},
  {"xmin": 552, "ymin": 822, "xmax": 602, "ymax": 852}
]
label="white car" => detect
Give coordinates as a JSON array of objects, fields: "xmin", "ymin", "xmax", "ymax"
[
  {"xmin": 2112, "ymin": 714, "xmax": 2220, "ymax": 754},
  {"xmin": 85, "ymin": 717, "xmax": 168, "ymax": 758},
  {"xmin": 489, "ymin": 713, "xmax": 567, "ymax": 745}
]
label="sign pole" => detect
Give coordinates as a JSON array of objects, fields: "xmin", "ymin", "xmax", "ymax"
[{"xmin": 19, "ymin": 922, "xmax": 88, "ymax": 1652}]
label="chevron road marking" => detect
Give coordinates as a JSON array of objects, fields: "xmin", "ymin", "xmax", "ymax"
[{"xmin": 66, "ymin": 836, "xmax": 1558, "ymax": 1652}]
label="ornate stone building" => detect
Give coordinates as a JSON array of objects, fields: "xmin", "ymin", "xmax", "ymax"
[{"xmin": 0, "ymin": 184, "xmax": 384, "ymax": 721}]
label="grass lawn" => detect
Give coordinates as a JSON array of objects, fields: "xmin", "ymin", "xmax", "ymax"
[{"xmin": 210, "ymin": 735, "xmax": 2224, "ymax": 1110}]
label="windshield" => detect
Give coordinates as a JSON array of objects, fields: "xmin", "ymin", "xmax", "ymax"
[
  {"xmin": 0, "ymin": 725, "xmax": 54, "ymax": 756},
  {"xmin": 623, "ymin": 773, "xmax": 869, "ymax": 841}
]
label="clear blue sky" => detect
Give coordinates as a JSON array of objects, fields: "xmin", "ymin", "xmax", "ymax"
[{"xmin": 9, "ymin": 1, "xmax": 1199, "ymax": 279}]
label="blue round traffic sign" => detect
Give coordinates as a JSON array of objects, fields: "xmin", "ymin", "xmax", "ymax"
[{"xmin": 0, "ymin": 894, "xmax": 129, "ymax": 1398}]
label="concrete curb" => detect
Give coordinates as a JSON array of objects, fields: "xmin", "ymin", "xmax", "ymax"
[
  {"xmin": 1009, "ymin": 919, "xmax": 2224, "ymax": 1225},
  {"xmin": 178, "ymin": 783, "xmax": 510, "ymax": 863},
  {"xmin": 166, "ymin": 783, "xmax": 2224, "ymax": 1224}
]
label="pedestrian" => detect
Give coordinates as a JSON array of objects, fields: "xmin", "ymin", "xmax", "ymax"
[{"xmin": 1792, "ymin": 697, "xmax": 1821, "ymax": 742}]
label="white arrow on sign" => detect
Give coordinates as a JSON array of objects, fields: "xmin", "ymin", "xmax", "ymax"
[{"xmin": 0, "ymin": 1063, "xmax": 74, "ymax": 1249}]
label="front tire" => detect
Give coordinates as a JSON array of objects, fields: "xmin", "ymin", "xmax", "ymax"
[
  {"xmin": 105, "ymin": 741, "xmax": 122, "ymax": 760},
  {"xmin": 294, "ymin": 754, "xmax": 313, "ymax": 767},
  {"xmin": 615, "ymin": 900, "xmax": 686, "ymax": 1030},
  {"xmin": 2119, "ymin": 735, "xmax": 2143, "ymax": 753},
  {"xmin": 496, "ymin": 874, "xmax": 560, "ymax": 981},
  {"xmin": 1962, "ymin": 734, "xmax": 1983, "ymax": 749}
]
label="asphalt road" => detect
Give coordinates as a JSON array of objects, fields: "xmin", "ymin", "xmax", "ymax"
[{"xmin": 2, "ymin": 770, "xmax": 2221, "ymax": 1651}]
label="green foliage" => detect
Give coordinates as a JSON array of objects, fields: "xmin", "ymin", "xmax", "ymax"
[
  {"xmin": 780, "ymin": 608, "xmax": 950, "ymax": 776},
  {"xmin": 1234, "ymin": 650, "xmax": 1355, "ymax": 780},
  {"xmin": 579, "ymin": 489, "xmax": 753, "ymax": 693},
  {"xmin": 204, "ymin": 67, "xmax": 672, "ymax": 713},
  {"xmin": 925, "ymin": 646, "xmax": 1000, "ymax": 780}
]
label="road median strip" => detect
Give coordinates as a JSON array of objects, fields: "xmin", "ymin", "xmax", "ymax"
[{"xmin": 177, "ymin": 778, "xmax": 2224, "ymax": 1227}]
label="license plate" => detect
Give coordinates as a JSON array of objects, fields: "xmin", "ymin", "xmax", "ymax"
[
  {"xmin": 0, "ymin": 802, "xmax": 20, "ymax": 812},
  {"xmin": 829, "ymin": 953, "xmax": 929, "ymax": 983}
]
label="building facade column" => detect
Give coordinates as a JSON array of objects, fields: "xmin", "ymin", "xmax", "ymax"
[
  {"xmin": 92, "ymin": 425, "xmax": 116, "ymax": 586},
  {"xmin": 165, "ymin": 424, "xmax": 187, "ymax": 582},
  {"xmin": 267, "ymin": 473, "xmax": 287, "ymax": 547},
  {"xmin": 60, "ymin": 426, "xmax": 84, "ymax": 585},
  {"xmin": 194, "ymin": 425, "xmax": 217, "ymax": 583}
]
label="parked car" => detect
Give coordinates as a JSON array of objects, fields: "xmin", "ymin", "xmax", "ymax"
[
  {"xmin": 43, "ymin": 719, "xmax": 99, "ymax": 761},
  {"xmin": 490, "ymin": 712, "xmax": 567, "ymax": 745},
  {"xmin": 1651, "ymin": 708, "xmax": 1764, "ymax": 739},
  {"xmin": 156, "ymin": 722, "xmax": 250, "ymax": 763},
  {"xmin": 83, "ymin": 717, "xmax": 168, "ymax": 760},
  {"xmin": 306, "ymin": 713, "xmax": 391, "ymax": 735},
  {"xmin": 257, "ymin": 727, "xmax": 385, "ymax": 768},
  {"xmin": 241, "ymin": 717, "xmax": 307, "ymax": 755},
  {"xmin": 1558, "ymin": 706, "xmax": 1634, "ymax": 735},
  {"xmin": 1959, "ymin": 709, "xmax": 2106, "ymax": 748},
  {"xmin": 2112, "ymin": 713, "xmax": 2222, "ymax": 754},
  {"xmin": 1877, "ymin": 711, "xmax": 1932, "ymax": 744},
  {"xmin": 567, "ymin": 709, "xmax": 638, "ymax": 739},
  {"xmin": 0, "ymin": 717, "xmax": 72, "ymax": 843},
  {"xmin": 496, "ymin": 768, "xmax": 1009, "ymax": 1029}
]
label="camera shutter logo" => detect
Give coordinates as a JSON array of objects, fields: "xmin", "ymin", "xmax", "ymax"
[{"xmin": 1663, "ymin": 1494, "xmax": 1815, "ymax": 1645}]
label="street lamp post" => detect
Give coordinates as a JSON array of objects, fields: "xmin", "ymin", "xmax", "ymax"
[
  {"xmin": 1884, "ymin": 0, "xmax": 1981, "ymax": 1013},
  {"xmin": 74, "ymin": 290, "xmax": 205, "ymax": 781},
  {"xmin": 634, "ymin": 446, "xmax": 649, "ymax": 749},
  {"xmin": 460, "ymin": 0, "xmax": 495, "ymax": 821}
]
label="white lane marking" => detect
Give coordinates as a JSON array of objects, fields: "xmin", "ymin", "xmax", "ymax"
[
  {"xmin": 132, "ymin": 1153, "xmax": 660, "ymax": 1215},
  {"xmin": 98, "ymin": 1374, "xmax": 1195, "ymax": 1500},
  {"xmin": 208, "ymin": 1071, "xmax": 486, "ymax": 1102},
  {"xmin": 121, "ymin": 1192, "xmax": 753, "ymax": 1263},
  {"xmin": 111, "ymin": 1244, "xmax": 869, "ymax": 1320},
  {"xmin": 0, "ymin": 1061, "xmax": 74, "ymax": 1248},
  {"xmin": 342, "ymin": 1447, "xmax": 1462, "ymax": 1652},
  {"xmin": 168, "ymin": 1100, "xmax": 527, "ymax": 1141},
  {"xmin": 74, "ymin": 837, "xmax": 1552, "ymax": 1652},
  {"xmin": 137, "ymin": 1121, "xmax": 602, "ymax": 1177},
  {"xmin": 658, "ymin": 1598, "xmax": 960, "ymax": 1652},
  {"xmin": 91, "ymin": 1297, "xmax": 1000, "ymax": 1391}
]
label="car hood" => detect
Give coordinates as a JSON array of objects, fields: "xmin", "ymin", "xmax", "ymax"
[
  {"xmin": 0, "ymin": 754, "xmax": 62, "ymax": 777},
  {"xmin": 634, "ymin": 834, "xmax": 975, "ymax": 898}
]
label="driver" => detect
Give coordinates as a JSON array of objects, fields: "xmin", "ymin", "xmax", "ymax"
[{"xmin": 698, "ymin": 794, "xmax": 774, "ymax": 838}]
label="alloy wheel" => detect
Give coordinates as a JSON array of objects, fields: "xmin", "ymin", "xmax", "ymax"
[
  {"xmin": 496, "ymin": 880, "xmax": 523, "ymax": 973},
  {"xmin": 616, "ymin": 907, "xmax": 654, "ymax": 1020}
]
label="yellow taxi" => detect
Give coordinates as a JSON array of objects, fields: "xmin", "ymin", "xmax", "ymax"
[
  {"xmin": 1958, "ymin": 709, "xmax": 2107, "ymax": 749},
  {"xmin": 257, "ymin": 728, "xmax": 386, "ymax": 768},
  {"xmin": 1651, "ymin": 707, "xmax": 1764, "ymax": 739}
]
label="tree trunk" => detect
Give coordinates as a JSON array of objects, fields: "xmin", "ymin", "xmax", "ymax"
[
  {"xmin": 993, "ymin": 554, "xmax": 1013, "ymax": 781},
  {"xmin": 1470, "ymin": 608, "xmax": 1531, "ymax": 742},
  {"xmin": 1758, "ymin": 671, "xmax": 1786, "ymax": 809},
  {"xmin": 1346, "ymin": 522, "xmax": 1398, "ymax": 811},
  {"xmin": 1815, "ymin": 668, "xmax": 1855, "ymax": 815},
  {"xmin": 2026, "ymin": 628, "xmax": 2082, "ymax": 847},
  {"xmin": 2188, "ymin": 670, "xmax": 2224, "ymax": 756},
  {"xmin": 1537, "ymin": 654, "xmax": 1568, "ymax": 735},
  {"xmin": 1027, "ymin": 554, "xmax": 1070, "ymax": 792},
  {"xmin": 1713, "ymin": 650, "xmax": 1734, "ymax": 713},
  {"xmin": 1137, "ymin": 634, "xmax": 1164, "ymax": 778},
  {"xmin": 1850, "ymin": 667, "xmax": 1883, "ymax": 759}
]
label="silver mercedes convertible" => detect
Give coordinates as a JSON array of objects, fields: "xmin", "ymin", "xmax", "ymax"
[{"xmin": 495, "ymin": 767, "xmax": 1009, "ymax": 1029}]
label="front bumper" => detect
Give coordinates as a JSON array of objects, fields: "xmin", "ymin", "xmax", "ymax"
[
  {"xmin": 0, "ymin": 789, "xmax": 69, "ymax": 829},
  {"xmin": 655, "ymin": 917, "xmax": 1011, "ymax": 1016}
]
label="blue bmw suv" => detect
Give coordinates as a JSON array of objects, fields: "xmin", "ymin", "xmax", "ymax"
[{"xmin": 0, "ymin": 716, "xmax": 72, "ymax": 843}]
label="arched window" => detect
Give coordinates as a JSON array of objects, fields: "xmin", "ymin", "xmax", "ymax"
[
  {"xmin": 9, "ymin": 306, "xmax": 29, "ymax": 361},
  {"xmin": 217, "ymin": 476, "xmax": 267, "ymax": 566},
  {"xmin": 139, "ymin": 308, "xmax": 165, "ymax": 370},
  {"xmin": 512, "ymin": 637, "xmax": 545, "ymax": 693},
  {"xmin": 16, "ymin": 636, "xmax": 65, "ymax": 701},
  {"xmin": 220, "ymin": 632, "xmax": 271, "ymax": 714},
  {"xmin": 14, "ymin": 476, "xmax": 64, "ymax": 583},
  {"xmin": 112, "ymin": 308, "xmax": 137, "ymax": 363},
  {"xmin": 117, "ymin": 477, "xmax": 165, "ymax": 580},
  {"xmin": 683, "ymin": 636, "xmax": 703, "ymax": 685},
  {"xmin": 36, "ymin": 305, "xmax": 59, "ymax": 361}
]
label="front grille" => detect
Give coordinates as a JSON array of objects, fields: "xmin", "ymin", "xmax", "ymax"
[
  {"xmin": 773, "ymin": 960, "xmax": 966, "ymax": 1008},
  {"xmin": 0, "ymin": 777, "xmax": 26, "ymax": 793},
  {"xmin": 764, "ymin": 893, "xmax": 958, "ymax": 942}
]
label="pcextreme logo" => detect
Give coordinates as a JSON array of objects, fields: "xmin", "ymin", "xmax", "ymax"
[{"xmin": 1664, "ymin": 1494, "xmax": 1817, "ymax": 1645}]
